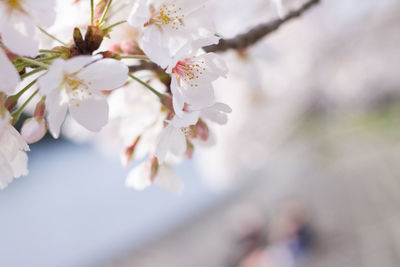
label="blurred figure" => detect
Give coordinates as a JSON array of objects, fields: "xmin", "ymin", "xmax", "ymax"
[
  {"xmin": 226, "ymin": 205, "xmax": 268, "ymax": 267},
  {"xmin": 237, "ymin": 201, "xmax": 313, "ymax": 267}
]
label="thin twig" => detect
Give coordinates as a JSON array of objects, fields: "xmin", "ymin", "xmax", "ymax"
[
  {"xmin": 128, "ymin": 0, "xmax": 320, "ymax": 72},
  {"xmin": 128, "ymin": 73, "xmax": 162, "ymax": 98},
  {"xmin": 38, "ymin": 27, "xmax": 67, "ymax": 46},
  {"xmin": 203, "ymin": 0, "xmax": 320, "ymax": 52},
  {"xmin": 128, "ymin": 60, "xmax": 165, "ymax": 74}
]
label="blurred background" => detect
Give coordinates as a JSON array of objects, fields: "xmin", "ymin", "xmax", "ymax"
[{"xmin": 1, "ymin": 0, "xmax": 400, "ymax": 266}]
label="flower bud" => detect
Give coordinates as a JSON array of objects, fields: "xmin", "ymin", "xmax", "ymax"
[
  {"xmin": 148, "ymin": 155, "xmax": 159, "ymax": 182},
  {"xmin": 21, "ymin": 118, "xmax": 47, "ymax": 144},
  {"xmin": 73, "ymin": 27, "xmax": 87, "ymax": 53},
  {"xmin": 85, "ymin": 25, "xmax": 105, "ymax": 53},
  {"xmin": 4, "ymin": 95, "xmax": 18, "ymax": 111},
  {"xmin": 98, "ymin": 50, "xmax": 119, "ymax": 59},
  {"xmin": 34, "ymin": 97, "xmax": 46, "ymax": 118},
  {"xmin": 108, "ymin": 43, "xmax": 122, "ymax": 54},
  {"xmin": 185, "ymin": 141, "xmax": 194, "ymax": 159},
  {"xmin": 196, "ymin": 119, "xmax": 209, "ymax": 141},
  {"xmin": 120, "ymin": 136, "xmax": 141, "ymax": 167},
  {"xmin": 120, "ymin": 40, "xmax": 137, "ymax": 55}
]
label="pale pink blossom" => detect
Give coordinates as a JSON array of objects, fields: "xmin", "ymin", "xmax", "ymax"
[
  {"xmin": 168, "ymin": 52, "xmax": 228, "ymax": 116},
  {"xmin": 38, "ymin": 56, "xmax": 128, "ymax": 138},
  {"xmin": 127, "ymin": 0, "xmax": 217, "ymax": 67},
  {"xmin": 0, "ymin": 110, "xmax": 29, "ymax": 189},
  {"xmin": 155, "ymin": 111, "xmax": 199, "ymax": 163},
  {"xmin": 125, "ymin": 156, "xmax": 183, "ymax": 195}
]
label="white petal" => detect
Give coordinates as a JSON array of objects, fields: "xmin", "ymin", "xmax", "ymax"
[
  {"xmin": 201, "ymin": 109, "xmax": 227, "ymax": 125},
  {"xmin": 10, "ymin": 150, "xmax": 28, "ymax": 178},
  {"xmin": 0, "ymin": 49, "xmax": 20, "ymax": 94},
  {"xmin": 38, "ymin": 58, "xmax": 64, "ymax": 95},
  {"xmin": 170, "ymin": 0, "xmax": 209, "ymax": 16},
  {"xmin": 64, "ymin": 56, "xmax": 94, "ymax": 74},
  {"xmin": 127, "ymin": 0, "xmax": 150, "ymax": 27},
  {"xmin": 47, "ymin": 103, "xmax": 68, "ymax": 139},
  {"xmin": 25, "ymin": 0, "xmax": 57, "ymax": 27},
  {"xmin": 46, "ymin": 90, "xmax": 68, "ymax": 138},
  {"xmin": 8, "ymin": 125, "xmax": 29, "ymax": 152},
  {"xmin": 169, "ymin": 127, "xmax": 187, "ymax": 157},
  {"xmin": 77, "ymin": 59, "xmax": 128, "ymax": 91},
  {"xmin": 171, "ymin": 112, "xmax": 200, "ymax": 128},
  {"xmin": 0, "ymin": 153, "xmax": 14, "ymax": 190},
  {"xmin": 170, "ymin": 76, "xmax": 185, "ymax": 116},
  {"xmin": 125, "ymin": 161, "xmax": 152, "ymax": 190},
  {"xmin": 213, "ymin": 102, "xmax": 232, "ymax": 113},
  {"xmin": 140, "ymin": 26, "xmax": 172, "ymax": 68},
  {"xmin": 155, "ymin": 164, "xmax": 183, "ymax": 196},
  {"xmin": 1, "ymin": 16, "xmax": 39, "ymax": 57},
  {"xmin": 202, "ymin": 52, "xmax": 228, "ymax": 78},
  {"xmin": 69, "ymin": 96, "xmax": 109, "ymax": 132},
  {"xmin": 155, "ymin": 124, "xmax": 174, "ymax": 163},
  {"xmin": 190, "ymin": 35, "xmax": 220, "ymax": 52},
  {"xmin": 200, "ymin": 103, "xmax": 232, "ymax": 125},
  {"xmin": 0, "ymin": 125, "xmax": 29, "ymax": 162},
  {"xmin": 184, "ymin": 83, "xmax": 215, "ymax": 109}
]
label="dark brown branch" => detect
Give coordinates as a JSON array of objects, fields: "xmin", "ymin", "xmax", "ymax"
[
  {"xmin": 128, "ymin": 60, "xmax": 164, "ymax": 74},
  {"xmin": 203, "ymin": 0, "xmax": 320, "ymax": 53},
  {"xmin": 129, "ymin": 0, "xmax": 320, "ymax": 72}
]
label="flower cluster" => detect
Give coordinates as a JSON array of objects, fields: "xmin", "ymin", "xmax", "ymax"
[{"xmin": 0, "ymin": 0, "xmax": 231, "ymax": 194}]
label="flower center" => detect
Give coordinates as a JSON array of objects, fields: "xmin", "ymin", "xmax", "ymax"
[
  {"xmin": 63, "ymin": 74, "xmax": 93, "ymax": 106},
  {"xmin": 147, "ymin": 4, "xmax": 185, "ymax": 30},
  {"xmin": 172, "ymin": 60, "xmax": 206, "ymax": 88},
  {"xmin": 4, "ymin": 0, "xmax": 25, "ymax": 14},
  {"xmin": 181, "ymin": 126, "xmax": 195, "ymax": 137}
]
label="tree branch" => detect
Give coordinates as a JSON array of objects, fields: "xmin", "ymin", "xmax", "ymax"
[
  {"xmin": 203, "ymin": 0, "xmax": 320, "ymax": 52},
  {"xmin": 128, "ymin": 60, "xmax": 164, "ymax": 74},
  {"xmin": 129, "ymin": 0, "xmax": 320, "ymax": 72}
]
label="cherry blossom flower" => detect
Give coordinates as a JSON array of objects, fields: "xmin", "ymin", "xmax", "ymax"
[
  {"xmin": 0, "ymin": 110, "xmax": 29, "ymax": 190},
  {"xmin": 125, "ymin": 156, "xmax": 183, "ymax": 195},
  {"xmin": 0, "ymin": 0, "xmax": 56, "ymax": 56},
  {"xmin": 127, "ymin": 0, "xmax": 217, "ymax": 68},
  {"xmin": 154, "ymin": 100, "xmax": 232, "ymax": 162},
  {"xmin": 38, "ymin": 56, "xmax": 128, "ymax": 138},
  {"xmin": 155, "ymin": 111, "xmax": 199, "ymax": 163},
  {"xmin": 168, "ymin": 52, "xmax": 228, "ymax": 116},
  {"xmin": 0, "ymin": 49, "xmax": 20, "ymax": 94}
]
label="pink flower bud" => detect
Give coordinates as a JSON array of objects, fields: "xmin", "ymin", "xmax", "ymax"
[
  {"xmin": 34, "ymin": 97, "xmax": 46, "ymax": 118},
  {"xmin": 196, "ymin": 120, "xmax": 209, "ymax": 141},
  {"xmin": 120, "ymin": 136, "xmax": 141, "ymax": 167},
  {"xmin": 188, "ymin": 119, "xmax": 209, "ymax": 141},
  {"xmin": 120, "ymin": 40, "xmax": 136, "ymax": 55},
  {"xmin": 4, "ymin": 95, "xmax": 18, "ymax": 111},
  {"xmin": 109, "ymin": 43, "xmax": 121, "ymax": 53},
  {"xmin": 185, "ymin": 141, "xmax": 194, "ymax": 159},
  {"xmin": 148, "ymin": 155, "xmax": 159, "ymax": 182},
  {"xmin": 21, "ymin": 118, "xmax": 47, "ymax": 144}
]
